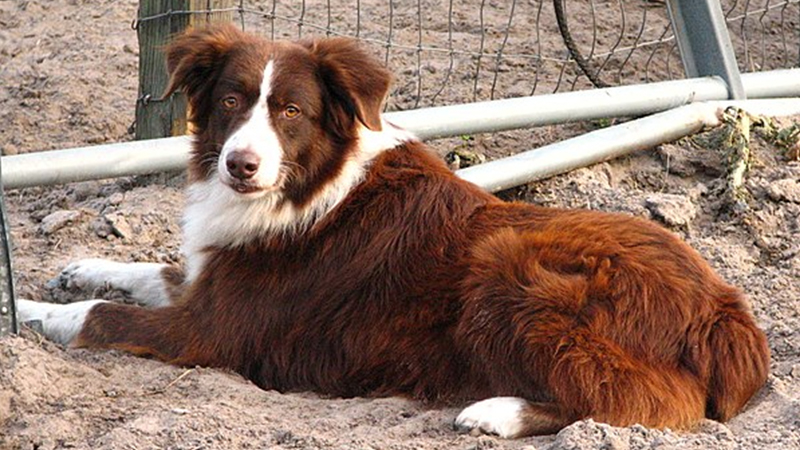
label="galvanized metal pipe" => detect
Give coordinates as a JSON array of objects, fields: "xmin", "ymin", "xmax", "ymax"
[
  {"xmin": 738, "ymin": 69, "xmax": 800, "ymax": 99},
  {"xmin": 2, "ymin": 136, "xmax": 193, "ymax": 190},
  {"xmin": 2, "ymin": 70, "xmax": 799, "ymax": 190},
  {"xmin": 457, "ymin": 99, "xmax": 800, "ymax": 192},
  {"xmin": 388, "ymin": 69, "xmax": 800, "ymax": 140}
]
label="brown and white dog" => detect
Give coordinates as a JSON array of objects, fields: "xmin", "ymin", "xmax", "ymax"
[{"xmin": 18, "ymin": 25, "xmax": 769, "ymax": 438}]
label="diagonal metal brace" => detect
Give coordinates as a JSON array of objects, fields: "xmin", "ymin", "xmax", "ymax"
[{"xmin": 666, "ymin": 0, "xmax": 746, "ymax": 100}]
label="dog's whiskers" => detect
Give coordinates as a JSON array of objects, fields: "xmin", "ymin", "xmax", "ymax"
[{"xmin": 279, "ymin": 161, "xmax": 306, "ymax": 185}]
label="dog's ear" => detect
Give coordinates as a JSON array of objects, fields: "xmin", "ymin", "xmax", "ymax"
[
  {"xmin": 306, "ymin": 38, "xmax": 391, "ymax": 131},
  {"xmin": 163, "ymin": 25, "xmax": 244, "ymax": 110}
]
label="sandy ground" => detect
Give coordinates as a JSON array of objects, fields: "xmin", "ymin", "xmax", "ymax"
[{"xmin": 1, "ymin": 0, "xmax": 799, "ymax": 449}]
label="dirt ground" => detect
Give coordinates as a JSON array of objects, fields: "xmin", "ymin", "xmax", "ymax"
[{"xmin": 1, "ymin": 0, "xmax": 799, "ymax": 449}]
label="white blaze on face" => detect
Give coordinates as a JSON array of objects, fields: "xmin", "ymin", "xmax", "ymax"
[
  {"xmin": 217, "ymin": 60, "xmax": 283, "ymax": 192},
  {"xmin": 180, "ymin": 58, "xmax": 420, "ymax": 279}
]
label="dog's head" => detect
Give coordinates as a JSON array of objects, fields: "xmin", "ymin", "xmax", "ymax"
[{"xmin": 165, "ymin": 25, "xmax": 399, "ymax": 208}]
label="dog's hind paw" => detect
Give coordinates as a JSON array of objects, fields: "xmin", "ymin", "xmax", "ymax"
[
  {"xmin": 454, "ymin": 397, "xmax": 529, "ymax": 439},
  {"xmin": 455, "ymin": 398, "xmax": 568, "ymax": 438}
]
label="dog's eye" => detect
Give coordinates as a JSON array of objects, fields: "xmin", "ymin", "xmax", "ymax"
[
  {"xmin": 284, "ymin": 104, "xmax": 301, "ymax": 118},
  {"xmin": 221, "ymin": 96, "xmax": 239, "ymax": 110}
]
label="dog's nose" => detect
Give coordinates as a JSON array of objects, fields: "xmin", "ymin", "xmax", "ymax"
[{"xmin": 226, "ymin": 151, "xmax": 261, "ymax": 180}]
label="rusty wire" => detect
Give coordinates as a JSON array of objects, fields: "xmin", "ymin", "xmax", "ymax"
[{"xmin": 136, "ymin": 0, "xmax": 800, "ymax": 109}]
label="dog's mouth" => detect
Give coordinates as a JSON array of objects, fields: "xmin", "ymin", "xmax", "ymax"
[
  {"xmin": 225, "ymin": 172, "xmax": 286, "ymax": 197},
  {"xmin": 230, "ymin": 182, "xmax": 263, "ymax": 195}
]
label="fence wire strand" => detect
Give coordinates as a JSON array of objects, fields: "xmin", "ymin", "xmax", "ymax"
[{"xmin": 136, "ymin": 0, "xmax": 800, "ymax": 109}]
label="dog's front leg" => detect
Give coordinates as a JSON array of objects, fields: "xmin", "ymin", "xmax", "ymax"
[
  {"xmin": 18, "ymin": 299, "xmax": 199, "ymax": 364},
  {"xmin": 17, "ymin": 299, "xmax": 106, "ymax": 346},
  {"xmin": 49, "ymin": 259, "xmax": 186, "ymax": 308}
]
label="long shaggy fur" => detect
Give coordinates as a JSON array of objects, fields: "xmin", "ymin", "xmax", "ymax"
[{"xmin": 72, "ymin": 25, "xmax": 769, "ymax": 436}]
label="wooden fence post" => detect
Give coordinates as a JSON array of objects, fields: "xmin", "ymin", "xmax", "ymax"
[
  {"xmin": 189, "ymin": 0, "xmax": 236, "ymax": 26},
  {"xmin": 135, "ymin": 0, "xmax": 234, "ymax": 141}
]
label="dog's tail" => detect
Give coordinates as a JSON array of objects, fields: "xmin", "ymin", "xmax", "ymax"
[{"xmin": 695, "ymin": 290, "xmax": 770, "ymax": 421}]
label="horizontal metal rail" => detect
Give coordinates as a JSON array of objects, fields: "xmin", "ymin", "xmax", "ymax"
[
  {"xmin": 3, "ymin": 136, "xmax": 193, "ymax": 191},
  {"xmin": 458, "ymin": 99, "xmax": 800, "ymax": 192},
  {"xmin": 390, "ymin": 69, "xmax": 800, "ymax": 139},
  {"xmin": 2, "ymin": 69, "xmax": 799, "ymax": 190}
]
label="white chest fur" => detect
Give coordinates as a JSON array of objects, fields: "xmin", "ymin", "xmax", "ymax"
[{"xmin": 180, "ymin": 120, "xmax": 416, "ymax": 283}]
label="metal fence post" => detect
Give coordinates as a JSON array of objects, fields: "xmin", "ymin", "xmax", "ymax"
[
  {"xmin": 666, "ymin": 0, "xmax": 746, "ymax": 100},
  {"xmin": 0, "ymin": 156, "xmax": 17, "ymax": 338}
]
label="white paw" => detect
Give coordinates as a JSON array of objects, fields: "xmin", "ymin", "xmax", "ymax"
[
  {"xmin": 17, "ymin": 299, "xmax": 106, "ymax": 345},
  {"xmin": 49, "ymin": 258, "xmax": 118, "ymax": 291},
  {"xmin": 454, "ymin": 397, "xmax": 528, "ymax": 439},
  {"xmin": 48, "ymin": 259, "xmax": 171, "ymax": 307}
]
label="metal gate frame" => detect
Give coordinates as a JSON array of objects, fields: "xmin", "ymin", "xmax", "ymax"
[{"xmin": 666, "ymin": 0, "xmax": 746, "ymax": 100}]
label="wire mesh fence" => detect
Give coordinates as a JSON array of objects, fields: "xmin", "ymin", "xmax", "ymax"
[
  {"xmin": 725, "ymin": 0, "xmax": 800, "ymax": 73},
  {"xmin": 135, "ymin": 0, "xmax": 799, "ymax": 111}
]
